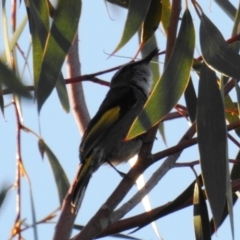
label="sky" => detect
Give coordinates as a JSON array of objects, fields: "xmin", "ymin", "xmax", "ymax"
[{"xmin": 1, "ymin": 0, "xmax": 240, "ymax": 240}]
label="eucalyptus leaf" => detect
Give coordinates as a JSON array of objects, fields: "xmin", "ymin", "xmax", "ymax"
[
  {"xmin": 141, "ymin": 0, "xmax": 162, "ymax": 45},
  {"xmin": 193, "ymin": 183, "xmax": 211, "ymax": 240},
  {"xmin": 197, "ymin": 63, "xmax": 228, "ymax": 228},
  {"xmin": 184, "ymin": 77, "xmax": 197, "ymax": 123},
  {"xmin": 55, "ymin": 74, "xmax": 70, "ymax": 112},
  {"xmin": 200, "ymin": 12, "xmax": 240, "ymax": 79},
  {"xmin": 161, "ymin": 0, "xmax": 171, "ymax": 34},
  {"xmin": 0, "ymin": 61, "xmax": 32, "ymax": 98},
  {"xmin": 127, "ymin": 9, "xmax": 195, "ymax": 139},
  {"xmin": 28, "ymin": 0, "xmax": 49, "ymax": 87},
  {"xmin": 112, "ymin": 0, "xmax": 151, "ymax": 54},
  {"xmin": 38, "ymin": 139, "xmax": 70, "ymax": 204},
  {"xmin": 37, "ymin": 0, "xmax": 81, "ymax": 112}
]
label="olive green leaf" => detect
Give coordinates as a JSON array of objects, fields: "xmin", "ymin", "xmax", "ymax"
[
  {"xmin": 161, "ymin": 0, "xmax": 171, "ymax": 34},
  {"xmin": 112, "ymin": 0, "xmax": 151, "ymax": 54},
  {"xmin": 37, "ymin": 0, "xmax": 81, "ymax": 112},
  {"xmin": 28, "ymin": 0, "xmax": 49, "ymax": 87},
  {"xmin": 184, "ymin": 77, "xmax": 197, "ymax": 123},
  {"xmin": 127, "ymin": 9, "xmax": 195, "ymax": 139},
  {"xmin": 141, "ymin": 0, "xmax": 162, "ymax": 45},
  {"xmin": 0, "ymin": 61, "xmax": 32, "ymax": 98},
  {"xmin": 38, "ymin": 139, "xmax": 70, "ymax": 204},
  {"xmin": 197, "ymin": 63, "xmax": 228, "ymax": 228},
  {"xmin": 200, "ymin": 12, "xmax": 240, "ymax": 79},
  {"xmin": 193, "ymin": 182, "xmax": 211, "ymax": 240},
  {"xmin": 55, "ymin": 74, "xmax": 70, "ymax": 112}
]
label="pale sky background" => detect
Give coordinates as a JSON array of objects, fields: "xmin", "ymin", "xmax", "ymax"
[{"xmin": 1, "ymin": 0, "xmax": 240, "ymax": 240}]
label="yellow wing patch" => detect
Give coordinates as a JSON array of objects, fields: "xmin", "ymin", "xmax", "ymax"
[{"xmin": 84, "ymin": 106, "xmax": 120, "ymax": 145}]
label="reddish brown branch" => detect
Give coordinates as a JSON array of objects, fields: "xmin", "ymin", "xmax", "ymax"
[
  {"xmin": 98, "ymin": 178, "xmax": 240, "ymax": 237},
  {"xmin": 12, "ymin": 100, "xmax": 23, "ymax": 240}
]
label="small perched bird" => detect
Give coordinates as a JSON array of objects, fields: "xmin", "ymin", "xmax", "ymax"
[{"xmin": 72, "ymin": 48, "xmax": 158, "ymax": 211}]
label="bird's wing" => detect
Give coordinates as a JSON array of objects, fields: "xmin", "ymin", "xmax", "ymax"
[{"xmin": 80, "ymin": 86, "xmax": 145, "ymax": 161}]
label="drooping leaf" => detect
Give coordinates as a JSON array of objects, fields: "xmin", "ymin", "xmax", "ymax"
[
  {"xmin": 28, "ymin": 0, "xmax": 49, "ymax": 87},
  {"xmin": 111, "ymin": 0, "xmax": 151, "ymax": 54},
  {"xmin": 38, "ymin": 139, "xmax": 70, "ymax": 204},
  {"xmin": 0, "ymin": 15, "xmax": 28, "ymax": 62},
  {"xmin": 200, "ymin": 12, "xmax": 240, "ymax": 79},
  {"xmin": 37, "ymin": 0, "xmax": 81, "ymax": 112},
  {"xmin": 28, "ymin": 182, "xmax": 39, "ymax": 240},
  {"xmin": 140, "ymin": 0, "xmax": 162, "ymax": 45},
  {"xmin": 193, "ymin": 182, "xmax": 211, "ymax": 240},
  {"xmin": 161, "ymin": 0, "xmax": 171, "ymax": 34},
  {"xmin": 28, "ymin": 1, "xmax": 70, "ymax": 111},
  {"xmin": 55, "ymin": 74, "xmax": 70, "ymax": 112},
  {"xmin": 140, "ymin": 35, "xmax": 166, "ymax": 145},
  {"xmin": 197, "ymin": 63, "xmax": 227, "ymax": 228},
  {"xmin": 213, "ymin": 0, "xmax": 236, "ymax": 20},
  {"xmin": 127, "ymin": 9, "xmax": 195, "ymax": 139},
  {"xmin": 184, "ymin": 77, "xmax": 197, "ymax": 123},
  {"xmin": 210, "ymin": 150, "xmax": 240, "ymax": 235},
  {"xmin": 0, "ymin": 62, "xmax": 32, "ymax": 98}
]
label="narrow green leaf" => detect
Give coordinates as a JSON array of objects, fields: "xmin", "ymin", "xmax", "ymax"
[
  {"xmin": 37, "ymin": 0, "xmax": 81, "ymax": 112},
  {"xmin": 0, "ymin": 15, "xmax": 28, "ymax": 62},
  {"xmin": 38, "ymin": 139, "xmax": 70, "ymax": 204},
  {"xmin": 0, "ymin": 61, "xmax": 32, "ymax": 98},
  {"xmin": 28, "ymin": 184, "xmax": 39, "ymax": 240},
  {"xmin": 55, "ymin": 74, "xmax": 70, "ymax": 112},
  {"xmin": 161, "ymin": 0, "xmax": 171, "ymax": 34},
  {"xmin": 197, "ymin": 63, "xmax": 227, "ymax": 228},
  {"xmin": 193, "ymin": 183, "xmax": 211, "ymax": 240},
  {"xmin": 127, "ymin": 9, "xmax": 195, "ymax": 139},
  {"xmin": 210, "ymin": 150, "xmax": 240, "ymax": 235},
  {"xmin": 184, "ymin": 77, "xmax": 197, "ymax": 123},
  {"xmin": 28, "ymin": 0, "xmax": 49, "ymax": 87},
  {"xmin": 141, "ymin": 0, "xmax": 162, "ymax": 45},
  {"xmin": 213, "ymin": 0, "xmax": 236, "ymax": 20},
  {"xmin": 200, "ymin": 12, "xmax": 240, "ymax": 79},
  {"xmin": 112, "ymin": 0, "xmax": 151, "ymax": 54},
  {"xmin": 28, "ymin": 1, "xmax": 70, "ymax": 111},
  {"xmin": 140, "ymin": 35, "xmax": 166, "ymax": 144}
]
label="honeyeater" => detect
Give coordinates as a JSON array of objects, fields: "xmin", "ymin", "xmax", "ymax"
[{"xmin": 71, "ymin": 48, "xmax": 158, "ymax": 211}]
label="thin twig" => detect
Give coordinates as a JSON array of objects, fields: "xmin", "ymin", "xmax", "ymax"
[{"xmin": 12, "ymin": 100, "xmax": 23, "ymax": 240}]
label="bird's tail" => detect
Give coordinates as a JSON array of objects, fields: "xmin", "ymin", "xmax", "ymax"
[{"xmin": 71, "ymin": 156, "xmax": 93, "ymax": 212}]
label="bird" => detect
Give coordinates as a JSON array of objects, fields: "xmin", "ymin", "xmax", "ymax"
[{"xmin": 71, "ymin": 48, "xmax": 159, "ymax": 212}]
